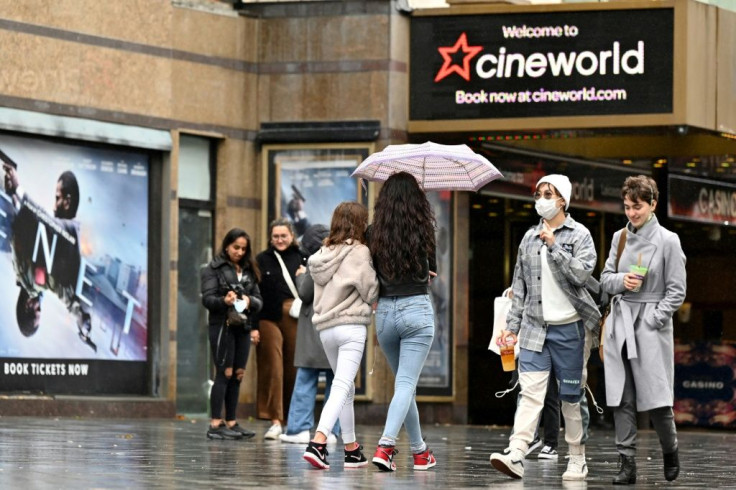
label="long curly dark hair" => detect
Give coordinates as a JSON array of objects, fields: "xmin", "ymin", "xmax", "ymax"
[
  {"xmin": 220, "ymin": 227, "xmax": 261, "ymax": 282},
  {"xmin": 370, "ymin": 172, "xmax": 436, "ymax": 279}
]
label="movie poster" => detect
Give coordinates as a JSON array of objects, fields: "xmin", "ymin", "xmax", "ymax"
[
  {"xmin": 277, "ymin": 159, "xmax": 360, "ymax": 238},
  {"xmin": 418, "ymin": 191, "xmax": 454, "ymax": 398},
  {"xmin": 0, "ymin": 134, "xmax": 149, "ymax": 394},
  {"xmin": 266, "ymin": 144, "xmax": 373, "ymax": 398}
]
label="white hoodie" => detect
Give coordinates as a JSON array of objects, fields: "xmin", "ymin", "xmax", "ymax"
[{"xmin": 308, "ymin": 241, "xmax": 379, "ymax": 331}]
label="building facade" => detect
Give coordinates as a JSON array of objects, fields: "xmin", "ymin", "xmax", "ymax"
[{"xmin": 1, "ymin": 0, "xmax": 734, "ymax": 429}]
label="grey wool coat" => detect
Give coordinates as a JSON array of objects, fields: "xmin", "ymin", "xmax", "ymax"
[
  {"xmin": 600, "ymin": 215, "xmax": 687, "ymax": 411},
  {"xmin": 293, "ymin": 268, "xmax": 330, "ymax": 369}
]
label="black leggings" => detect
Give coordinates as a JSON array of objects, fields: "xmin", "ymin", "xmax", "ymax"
[{"xmin": 209, "ymin": 324, "xmax": 251, "ymax": 421}]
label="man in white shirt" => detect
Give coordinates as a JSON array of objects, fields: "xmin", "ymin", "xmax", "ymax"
[{"xmin": 490, "ymin": 175, "xmax": 600, "ymax": 481}]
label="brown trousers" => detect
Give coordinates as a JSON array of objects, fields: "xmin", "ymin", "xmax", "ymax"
[{"xmin": 256, "ymin": 299, "xmax": 298, "ymax": 422}]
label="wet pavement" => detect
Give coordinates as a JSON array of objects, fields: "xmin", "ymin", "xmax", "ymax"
[{"xmin": 0, "ymin": 417, "xmax": 733, "ymax": 488}]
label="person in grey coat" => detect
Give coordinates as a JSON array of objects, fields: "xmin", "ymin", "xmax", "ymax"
[
  {"xmin": 279, "ymin": 224, "xmax": 339, "ymax": 444},
  {"xmin": 600, "ymin": 175, "xmax": 687, "ymax": 485}
]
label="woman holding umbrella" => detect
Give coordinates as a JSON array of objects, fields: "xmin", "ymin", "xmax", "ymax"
[{"xmin": 368, "ymin": 171, "xmax": 438, "ymax": 472}]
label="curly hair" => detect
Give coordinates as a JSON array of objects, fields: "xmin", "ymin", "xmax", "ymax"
[
  {"xmin": 621, "ymin": 175, "xmax": 658, "ymax": 205},
  {"xmin": 220, "ymin": 227, "xmax": 261, "ymax": 282},
  {"xmin": 369, "ymin": 172, "xmax": 436, "ymax": 279},
  {"xmin": 325, "ymin": 201, "xmax": 368, "ymax": 246}
]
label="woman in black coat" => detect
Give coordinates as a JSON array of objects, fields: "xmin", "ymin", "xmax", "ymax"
[
  {"xmin": 201, "ymin": 227, "xmax": 263, "ymax": 440},
  {"xmin": 255, "ymin": 218, "xmax": 308, "ymax": 439}
]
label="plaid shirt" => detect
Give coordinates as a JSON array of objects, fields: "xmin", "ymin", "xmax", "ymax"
[{"xmin": 506, "ymin": 215, "xmax": 601, "ymax": 352}]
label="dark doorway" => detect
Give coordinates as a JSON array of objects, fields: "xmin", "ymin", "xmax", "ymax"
[{"xmin": 467, "ymin": 196, "xmax": 531, "ymax": 426}]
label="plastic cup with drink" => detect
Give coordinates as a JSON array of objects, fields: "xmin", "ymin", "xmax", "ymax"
[
  {"xmin": 629, "ymin": 254, "xmax": 648, "ymax": 292},
  {"xmin": 498, "ymin": 333, "xmax": 517, "ymax": 372}
]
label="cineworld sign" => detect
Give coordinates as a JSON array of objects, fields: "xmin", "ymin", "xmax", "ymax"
[{"xmin": 410, "ymin": 8, "xmax": 674, "ymax": 120}]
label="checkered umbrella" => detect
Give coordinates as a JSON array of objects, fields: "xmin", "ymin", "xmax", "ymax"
[{"xmin": 351, "ymin": 141, "xmax": 502, "ymax": 191}]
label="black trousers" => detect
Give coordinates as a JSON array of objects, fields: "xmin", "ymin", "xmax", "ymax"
[{"xmin": 209, "ymin": 324, "xmax": 251, "ymax": 421}]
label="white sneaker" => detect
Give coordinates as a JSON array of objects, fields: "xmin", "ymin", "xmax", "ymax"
[
  {"xmin": 279, "ymin": 430, "xmax": 309, "ymax": 444},
  {"xmin": 264, "ymin": 423, "xmax": 282, "ymax": 440},
  {"xmin": 327, "ymin": 433, "xmax": 338, "ymax": 445},
  {"xmin": 562, "ymin": 454, "xmax": 588, "ymax": 481},
  {"xmin": 490, "ymin": 449, "xmax": 525, "ymax": 479},
  {"xmin": 538, "ymin": 445, "xmax": 559, "ymax": 460}
]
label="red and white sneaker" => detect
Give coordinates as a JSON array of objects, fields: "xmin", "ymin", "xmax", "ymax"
[
  {"xmin": 413, "ymin": 448, "xmax": 437, "ymax": 470},
  {"xmin": 372, "ymin": 445, "xmax": 398, "ymax": 472}
]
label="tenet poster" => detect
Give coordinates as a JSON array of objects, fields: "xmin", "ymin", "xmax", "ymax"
[{"xmin": 0, "ymin": 134, "xmax": 149, "ymax": 394}]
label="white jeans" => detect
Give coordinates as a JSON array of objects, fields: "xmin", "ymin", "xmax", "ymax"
[{"xmin": 315, "ymin": 324, "xmax": 366, "ymax": 444}]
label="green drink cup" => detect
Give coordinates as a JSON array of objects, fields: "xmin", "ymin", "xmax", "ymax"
[{"xmin": 629, "ymin": 265, "xmax": 648, "ymax": 292}]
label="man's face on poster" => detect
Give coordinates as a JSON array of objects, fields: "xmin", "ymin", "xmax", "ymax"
[
  {"xmin": 3, "ymin": 162, "xmax": 17, "ymax": 194},
  {"xmin": 54, "ymin": 180, "xmax": 71, "ymax": 219}
]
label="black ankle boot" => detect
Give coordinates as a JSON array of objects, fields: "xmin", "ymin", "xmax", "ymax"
[
  {"xmin": 612, "ymin": 455, "xmax": 636, "ymax": 485},
  {"xmin": 663, "ymin": 449, "xmax": 679, "ymax": 481}
]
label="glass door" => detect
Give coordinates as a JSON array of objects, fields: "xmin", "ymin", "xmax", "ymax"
[{"xmin": 176, "ymin": 208, "xmax": 213, "ymax": 414}]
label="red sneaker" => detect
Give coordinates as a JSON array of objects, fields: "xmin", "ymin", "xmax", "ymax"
[
  {"xmin": 372, "ymin": 445, "xmax": 398, "ymax": 472},
  {"xmin": 413, "ymin": 448, "xmax": 437, "ymax": 470}
]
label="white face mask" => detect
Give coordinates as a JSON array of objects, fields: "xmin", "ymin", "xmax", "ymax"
[{"xmin": 535, "ymin": 198, "xmax": 562, "ymax": 220}]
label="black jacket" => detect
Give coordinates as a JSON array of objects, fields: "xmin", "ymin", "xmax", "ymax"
[
  {"xmin": 256, "ymin": 245, "xmax": 307, "ymax": 322},
  {"xmin": 367, "ymin": 225, "xmax": 437, "ymax": 297},
  {"xmin": 200, "ymin": 255, "xmax": 263, "ymax": 330},
  {"xmin": 373, "ymin": 251, "xmax": 437, "ymax": 297}
]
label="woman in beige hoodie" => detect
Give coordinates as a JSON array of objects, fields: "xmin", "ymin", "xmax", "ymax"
[{"xmin": 302, "ymin": 202, "xmax": 379, "ymax": 470}]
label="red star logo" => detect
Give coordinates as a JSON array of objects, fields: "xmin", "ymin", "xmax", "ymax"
[{"xmin": 434, "ymin": 33, "xmax": 483, "ymax": 83}]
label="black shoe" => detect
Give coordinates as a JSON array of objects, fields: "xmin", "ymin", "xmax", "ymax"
[
  {"xmin": 228, "ymin": 423, "xmax": 255, "ymax": 439},
  {"xmin": 344, "ymin": 444, "xmax": 368, "ymax": 468},
  {"xmin": 525, "ymin": 436, "xmax": 542, "ymax": 457},
  {"xmin": 612, "ymin": 455, "xmax": 636, "ymax": 485},
  {"xmin": 664, "ymin": 449, "xmax": 679, "ymax": 481},
  {"xmin": 591, "ymin": 414, "xmax": 614, "ymax": 430},
  {"xmin": 206, "ymin": 423, "xmax": 243, "ymax": 440},
  {"xmin": 304, "ymin": 441, "xmax": 329, "ymax": 469}
]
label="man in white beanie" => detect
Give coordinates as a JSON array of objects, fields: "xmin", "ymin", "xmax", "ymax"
[{"xmin": 490, "ymin": 174, "xmax": 601, "ymax": 481}]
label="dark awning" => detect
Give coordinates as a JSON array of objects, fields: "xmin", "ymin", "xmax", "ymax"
[{"xmin": 258, "ymin": 120, "xmax": 380, "ymax": 143}]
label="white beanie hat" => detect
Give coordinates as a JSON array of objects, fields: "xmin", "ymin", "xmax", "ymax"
[{"xmin": 537, "ymin": 174, "xmax": 571, "ymax": 210}]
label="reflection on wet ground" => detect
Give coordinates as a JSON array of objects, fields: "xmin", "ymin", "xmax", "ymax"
[{"xmin": 0, "ymin": 417, "xmax": 732, "ymax": 488}]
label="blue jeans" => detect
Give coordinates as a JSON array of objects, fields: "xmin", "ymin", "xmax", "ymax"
[
  {"xmin": 375, "ymin": 294, "xmax": 435, "ymax": 447},
  {"xmin": 285, "ymin": 367, "xmax": 340, "ymax": 436}
]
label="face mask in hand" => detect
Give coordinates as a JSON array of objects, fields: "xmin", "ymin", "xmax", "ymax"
[{"xmin": 535, "ymin": 198, "xmax": 562, "ymax": 220}]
